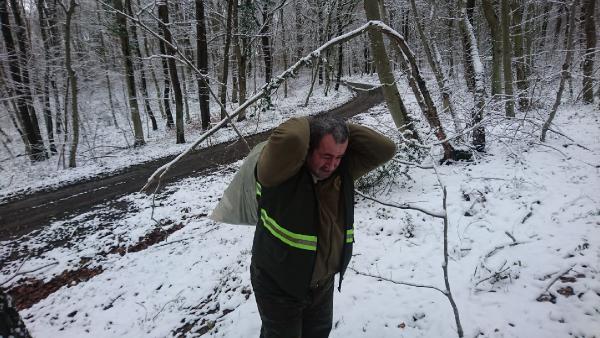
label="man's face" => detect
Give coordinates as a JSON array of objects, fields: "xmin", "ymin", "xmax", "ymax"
[{"xmin": 306, "ymin": 134, "xmax": 348, "ymax": 180}]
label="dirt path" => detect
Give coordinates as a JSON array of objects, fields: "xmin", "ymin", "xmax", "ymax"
[{"xmin": 0, "ymin": 83, "xmax": 383, "ymax": 241}]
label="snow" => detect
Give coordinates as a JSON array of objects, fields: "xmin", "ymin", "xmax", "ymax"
[{"xmin": 2, "ymin": 80, "xmax": 600, "ymax": 337}]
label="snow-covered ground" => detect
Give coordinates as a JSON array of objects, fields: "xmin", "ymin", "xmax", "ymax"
[{"xmin": 1, "ymin": 87, "xmax": 598, "ymax": 337}]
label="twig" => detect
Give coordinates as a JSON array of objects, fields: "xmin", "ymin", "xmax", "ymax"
[
  {"xmin": 0, "ymin": 261, "xmax": 59, "ymax": 286},
  {"xmin": 504, "ymin": 231, "xmax": 516, "ymax": 243},
  {"xmin": 350, "ymin": 267, "xmax": 446, "ymax": 294},
  {"xmin": 541, "ymin": 264, "xmax": 577, "ymax": 294},
  {"xmin": 394, "ymin": 158, "xmax": 434, "ymax": 169},
  {"xmin": 474, "ymin": 266, "xmax": 511, "ymax": 287},
  {"xmin": 355, "ymin": 189, "xmax": 444, "ymax": 218},
  {"xmin": 483, "ymin": 241, "xmax": 527, "ymax": 260}
]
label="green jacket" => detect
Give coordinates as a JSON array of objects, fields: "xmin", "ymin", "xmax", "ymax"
[{"xmin": 253, "ymin": 117, "xmax": 396, "ymax": 298}]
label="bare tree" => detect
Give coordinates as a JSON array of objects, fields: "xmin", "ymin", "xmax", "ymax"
[
  {"xmin": 59, "ymin": 0, "xmax": 79, "ymax": 167},
  {"xmin": 36, "ymin": 0, "xmax": 57, "ymax": 154},
  {"xmin": 511, "ymin": 0, "xmax": 529, "ymax": 110},
  {"xmin": 125, "ymin": 0, "xmax": 158, "ymax": 131},
  {"xmin": 501, "ymin": 0, "xmax": 515, "ymax": 117},
  {"xmin": 482, "ymin": 0, "xmax": 503, "ymax": 97},
  {"xmin": 157, "ymin": 0, "xmax": 185, "ymax": 143},
  {"xmin": 219, "ymin": 0, "xmax": 235, "ymax": 120},
  {"xmin": 581, "ymin": 0, "xmax": 596, "ymax": 104},
  {"xmin": 195, "ymin": 0, "xmax": 211, "ymax": 130},
  {"xmin": 113, "ymin": 0, "xmax": 145, "ymax": 147},
  {"xmin": 0, "ymin": 0, "xmax": 47, "ymax": 161},
  {"xmin": 458, "ymin": 0, "xmax": 486, "ymax": 151},
  {"xmin": 363, "ymin": 0, "xmax": 416, "ymax": 138},
  {"xmin": 541, "ymin": 0, "xmax": 578, "ymax": 141}
]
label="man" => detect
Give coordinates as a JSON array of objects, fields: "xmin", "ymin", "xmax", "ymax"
[{"xmin": 251, "ymin": 115, "xmax": 396, "ymax": 338}]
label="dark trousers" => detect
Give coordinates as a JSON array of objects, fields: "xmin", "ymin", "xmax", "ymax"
[{"xmin": 250, "ymin": 264, "xmax": 334, "ymax": 338}]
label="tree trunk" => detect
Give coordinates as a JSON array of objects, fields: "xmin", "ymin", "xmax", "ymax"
[
  {"xmin": 95, "ymin": 2, "xmax": 119, "ymax": 128},
  {"xmin": 37, "ymin": 0, "xmax": 57, "ymax": 154},
  {"xmin": 180, "ymin": 65, "xmax": 191, "ymax": 123},
  {"xmin": 260, "ymin": 2, "xmax": 273, "ymax": 84},
  {"xmin": 125, "ymin": 0, "xmax": 158, "ymax": 131},
  {"xmin": 363, "ymin": 0, "xmax": 416, "ymax": 139},
  {"xmin": 195, "ymin": 0, "xmax": 211, "ymax": 130},
  {"xmin": 541, "ymin": 0, "xmax": 578, "ymax": 141},
  {"xmin": 114, "ymin": 0, "xmax": 145, "ymax": 147},
  {"xmin": 482, "ymin": 0, "xmax": 503, "ymax": 97},
  {"xmin": 501, "ymin": 0, "xmax": 515, "ymax": 117},
  {"xmin": 0, "ymin": 0, "xmax": 47, "ymax": 161},
  {"xmin": 0, "ymin": 65, "xmax": 30, "ymax": 155},
  {"xmin": 459, "ymin": 0, "xmax": 486, "ymax": 151},
  {"xmin": 219, "ymin": 0, "xmax": 234, "ymax": 120},
  {"xmin": 62, "ymin": 0, "xmax": 79, "ymax": 167},
  {"xmin": 294, "ymin": 0, "xmax": 303, "ymax": 61},
  {"xmin": 410, "ymin": 0, "xmax": 461, "ymax": 136},
  {"xmin": 581, "ymin": 0, "xmax": 596, "ymax": 104},
  {"xmin": 138, "ymin": 12, "xmax": 166, "ymax": 120},
  {"xmin": 511, "ymin": 0, "xmax": 529, "ymax": 110},
  {"xmin": 539, "ymin": 2, "xmax": 552, "ymax": 50},
  {"xmin": 280, "ymin": 8, "xmax": 288, "ymax": 98},
  {"xmin": 334, "ymin": 0, "xmax": 344, "ymax": 91},
  {"xmin": 158, "ymin": 0, "xmax": 185, "ymax": 143},
  {"xmin": 461, "ymin": 0, "xmax": 476, "ymax": 92},
  {"xmin": 236, "ymin": 0, "xmax": 251, "ymax": 121},
  {"xmin": 231, "ymin": 0, "xmax": 239, "ymax": 103}
]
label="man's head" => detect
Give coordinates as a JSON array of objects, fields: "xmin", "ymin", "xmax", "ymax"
[{"xmin": 307, "ymin": 116, "xmax": 349, "ymax": 180}]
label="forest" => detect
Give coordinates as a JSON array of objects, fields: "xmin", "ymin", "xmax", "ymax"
[
  {"xmin": 0, "ymin": 0, "xmax": 599, "ymax": 337},
  {"xmin": 0, "ymin": 0, "xmax": 596, "ymax": 171}
]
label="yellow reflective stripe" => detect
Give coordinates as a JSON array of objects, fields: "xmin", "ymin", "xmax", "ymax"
[
  {"xmin": 256, "ymin": 182, "xmax": 262, "ymax": 197},
  {"xmin": 260, "ymin": 209, "xmax": 317, "ymax": 251},
  {"xmin": 261, "ymin": 209, "xmax": 317, "ymax": 242},
  {"xmin": 346, "ymin": 228, "xmax": 354, "ymax": 243}
]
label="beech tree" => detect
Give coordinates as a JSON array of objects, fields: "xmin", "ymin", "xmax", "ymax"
[
  {"xmin": 0, "ymin": 0, "xmax": 47, "ymax": 161},
  {"xmin": 581, "ymin": 0, "xmax": 596, "ymax": 104},
  {"xmin": 114, "ymin": 0, "xmax": 145, "ymax": 147},
  {"xmin": 157, "ymin": 0, "xmax": 184, "ymax": 143}
]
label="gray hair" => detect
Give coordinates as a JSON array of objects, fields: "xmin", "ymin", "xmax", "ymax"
[{"xmin": 308, "ymin": 115, "xmax": 349, "ymax": 152}]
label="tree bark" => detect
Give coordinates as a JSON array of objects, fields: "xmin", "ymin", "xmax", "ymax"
[
  {"xmin": 363, "ymin": 0, "xmax": 416, "ymax": 139},
  {"xmin": 236, "ymin": 0, "xmax": 251, "ymax": 121},
  {"xmin": 581, "ymin": 0, "xmax": 596, "ymax": 104},
  {"xmin": 219, "ymin": 0, "xmax": 234, "ymax": 120},
  {"xmin": 62, "ymin": 0, "xmax": 79, "ymax": 167},
  {"xmin": 501, "ymin": 0, "xmax": 515, "ymax": 117},
  {"xmin": 459, "ymin": 0, "xmax": 486, "ymax": 151},
  {"xmin": 294, "ymin": 0, "xmax": 303, "ymax": 61},
  {"xmin": 482, "ymin": 0, "xmax": 503, "ymax": 97},
  {"xmin": 114, "ymin": 0, "xmax": 145, "ymax": 147},
  {"xmin": 125, "ymin": 0, "xmax": 158, "ymax": 131},
  {"xmin": 280, "ymin": 8, "xmax": 288, "ymax": 98},
  {"xmin": 231, "ymin": 0, "xmax": 240, "ymax": 103},
  {"xmin": 0, "ymin": 0, "xmax": 47, "ymax": 161},
  {"xmin": 195, "ymin": 0, "xmax": 210, "ymax": 130},
  {"xmin": 460, "ymin": 0, "xmax": 476, "ymax": 92},
  {"xmin": 37, "ymin": 0, "xmax": 57, "ymax": 154},
  {"xmin": 260, "ymin": 1, "xmax": 273, "ymax": 84},
  {"xmin": 410, "ymin": 0, "xmax": 461, "ymax": 135},
  {"xmin": 511, "ymin": 0, "xmax": 529, "ymax": 110},
  {"xmin": 158, "ymin": 0, "xmax": 185, "ymax": 143},
  {"xmin": 541, "ymin": 0, "xmax": 578, "ymax": 141}
]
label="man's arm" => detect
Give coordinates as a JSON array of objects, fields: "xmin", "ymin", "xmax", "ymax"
[
  {"xmin": 257, "ymin": 117, "xmax": 310, "ymax": 187},
  {"xmin": 345, "ymin": 123, "xmax": 396, "ymax": 181}
]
